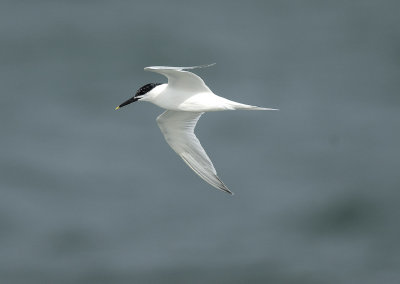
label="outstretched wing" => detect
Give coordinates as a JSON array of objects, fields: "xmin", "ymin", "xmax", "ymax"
[
  {"xmin": 156, "ymin": 110, "xmax": 232, "ymax": 194},
  {"xmin": 144, "ymin": 64, "xmax": 215, "ymax": 93}
]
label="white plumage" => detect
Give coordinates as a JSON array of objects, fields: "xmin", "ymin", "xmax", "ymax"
[{"xmin": 116, "ymin": 64, "xmax": 277, "ymax": 194}]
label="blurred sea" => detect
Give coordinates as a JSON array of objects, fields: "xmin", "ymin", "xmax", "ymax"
[{"xmin": 1, "ymin": 0, "xmax": 399, "ymax": 283}]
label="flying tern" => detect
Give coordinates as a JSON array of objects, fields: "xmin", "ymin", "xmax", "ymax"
[{"xmin": 116, "ymin": 64, "xmax": 277, "ymax": 194}]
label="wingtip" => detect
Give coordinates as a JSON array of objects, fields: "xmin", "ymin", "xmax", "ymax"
[
  {"xmin": 217, "ymin": 181, "xmax": 233, "ymax": 195},
  {"xmin": 185, "ymin": 63, "xmax": 216, "ymax": 70},
  {"xmin": 220, "ymin": 188, "xmax": 234, "ymax": 195},
  {"xmin": 214, "ymin": 175, "xmax": 233, "ymax": 195},
  {"xmin": 144, "ymin": 63, "xmax": 216, "ymax": 71},
  {"xmin": 199, "ymin": 63, "xmax": 216, "ymax": 68}
]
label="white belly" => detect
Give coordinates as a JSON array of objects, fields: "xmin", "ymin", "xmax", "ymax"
[
  {"xmin": 142, "ymin": 84, "xmax": 251, "ymax": 112},
  {"xmin": 151, "ymin": 90, "xmax": 232, "ymax": 111}
]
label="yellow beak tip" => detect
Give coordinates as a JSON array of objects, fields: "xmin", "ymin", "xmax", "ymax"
[{"xmin": 115, "ymin": 106, "xmax": 120, "ymax": 110}]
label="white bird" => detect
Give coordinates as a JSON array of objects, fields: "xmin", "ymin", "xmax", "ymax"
[{"xmin": 116, "ymin": 64, "xmax": 277, "ymax": 194}]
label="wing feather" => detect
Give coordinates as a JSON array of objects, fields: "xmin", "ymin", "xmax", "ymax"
[
  {"xmin": 156, "ymin": 110, "xmax": 232, "ymax": 194},
  {"xmin": 144, "ymin": 64, "xmax": 215, "ymax": 93}
]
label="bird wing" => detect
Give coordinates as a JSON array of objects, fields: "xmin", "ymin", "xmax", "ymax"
[
  {"xmin": 156, "ymin": 110, "xmax": 232, "ymax": 194},
  {"xmin": 144, "ymin": 64, "xmax": 215, "ymax": 93}
]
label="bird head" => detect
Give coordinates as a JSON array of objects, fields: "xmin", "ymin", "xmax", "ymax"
[{"xmin": 115, "ymin": 83, "xmax": 161, "ymax": 110}]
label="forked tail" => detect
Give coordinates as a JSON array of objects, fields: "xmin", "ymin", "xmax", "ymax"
[{"xmin": 231, "ymin": 102, "xmax": 278, "ymax": 111}]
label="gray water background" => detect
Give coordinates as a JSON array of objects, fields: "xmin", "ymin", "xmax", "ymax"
[{"xmin": 1, "ymin": 0, "xmax": 399, "ymax": 283}]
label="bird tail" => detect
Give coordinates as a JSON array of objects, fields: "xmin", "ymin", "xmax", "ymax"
[
  {"xmin": 215, "ymin": 96, "xmax": 278, "ymax": 111},
  {"xmin": 230, "ymin": 102, "xmax": 278, "ymax": 111}
]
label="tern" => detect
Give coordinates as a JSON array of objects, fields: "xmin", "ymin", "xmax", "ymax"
[{"xmin": 115, "ymin": 64, "xmax": 277, "ymax": 194}]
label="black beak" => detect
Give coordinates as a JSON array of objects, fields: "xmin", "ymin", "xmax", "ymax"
[{"xmin": 115, "ymin": 96, "xmax": 139, "ymax": 110}]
